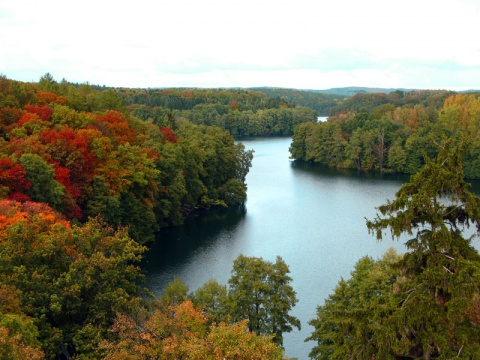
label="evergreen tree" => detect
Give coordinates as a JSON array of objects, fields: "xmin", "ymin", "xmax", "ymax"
[{"xmin": 366, "ymin": 137, "xmax": 480, "ymax": 358}]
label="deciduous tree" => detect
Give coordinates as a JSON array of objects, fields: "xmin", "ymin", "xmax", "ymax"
[{"xmin": 227, "ymin": 255, "xmax": 300, "ymax": 346}]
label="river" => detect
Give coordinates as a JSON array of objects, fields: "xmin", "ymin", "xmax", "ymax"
[{"xmin": 142, "ymin": 137, "xmax": 479, "ymax": 359}]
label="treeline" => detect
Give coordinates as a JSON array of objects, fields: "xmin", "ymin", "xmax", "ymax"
[
  {"xmin": 327, "ymin": 89, "xmax": 456, "ymax": 115},
  {"xmin": 0, "ymin": 74, "xmax": 253, "ymax": 244},
  {"xmin": 307, "ymin": 139, "xmax": 480, "ymax": 358},
  {"xmin": 248, "ymin": 87, "xmax": 346, "ymax": 115},
  {"xmin": 120, "ymin": 88, "xmax": 319, "ymax": 137},
  {"xmin": 290, "ymin": 92, "xmax": 480, "ymax": 178}
]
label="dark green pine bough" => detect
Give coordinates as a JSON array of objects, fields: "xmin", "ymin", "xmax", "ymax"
[{"xmin": 307, "ymin": 137, "xmax": 480, "ymax": 359}]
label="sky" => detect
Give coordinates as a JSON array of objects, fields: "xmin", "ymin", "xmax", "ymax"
[{"xmin": 1, "ymin": 0, "xmax": 479, "ymax": 90}]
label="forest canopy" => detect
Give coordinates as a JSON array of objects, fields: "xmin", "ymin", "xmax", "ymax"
[{"xmin": 121, "ymin": 87, "xmax": 319, "ymax": 137}]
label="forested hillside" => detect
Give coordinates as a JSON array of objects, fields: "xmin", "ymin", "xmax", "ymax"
[
  {"xmin": 247, "ymin": 87, "xmax": 346, "ymax": 115},
  {"xmin": 120, "ymin": 87, "xmax": 318, "ymax": 137},
  {"xmin": 0, "ymin": 74, "xmax": 255, "ymax": 244},
  {"xmin": 290, "ymin": 91, "xmax": 480, "ymax": 178}
]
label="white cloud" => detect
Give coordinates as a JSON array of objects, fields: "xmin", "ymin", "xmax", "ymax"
[{"xmin": 1, "ymin": 0, "xmax": 479, "ymax": 89}]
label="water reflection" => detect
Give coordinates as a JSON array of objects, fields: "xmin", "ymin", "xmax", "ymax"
[
  {"xmin": 142, "ymin": 204, "xmax": 247, "ymax": 293},
  {"xmin": 290, "ymin": 160, "xmax": 411, "ymax": 182}
]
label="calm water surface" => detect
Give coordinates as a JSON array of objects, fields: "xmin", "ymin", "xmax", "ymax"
[{"xmin": 142, "ymin": 137, "xmax": 479, "ymax": 359}]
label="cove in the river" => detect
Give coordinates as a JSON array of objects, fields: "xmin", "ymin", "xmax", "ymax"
[{"xmin": 142, "ymin": 137, "xmax": 480, "ymax": 359}]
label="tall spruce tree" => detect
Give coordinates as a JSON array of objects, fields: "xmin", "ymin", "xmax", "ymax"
[{"xmin": 366, "ymin": 137, "xmax": 480, "ymax": 358}]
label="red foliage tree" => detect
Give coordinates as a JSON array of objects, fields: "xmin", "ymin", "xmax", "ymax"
[
  {"xmin": 40, "ymin": 127, "xmax": 97, "ymax": 184},
  {"xmin": 160, "ymin": 126, "xmax": 178, "ymax": 144},
  {"xmin": 17, "ymin": 112, "xmax": 40, "ymax": 126},
  {"xmin": 53, "ymin": 163, "xmax": 82, "ymax": 219},
  {"xmin": 0, "ymin": 199, "xmax": 70, "ymax": 239},
  {"xmin": 24, "ymin": 104, "xmax": 53, "ymax": 121},
  {"xmin": 0, "ymin": 157, "xmax": 31, "ymax": 201}
]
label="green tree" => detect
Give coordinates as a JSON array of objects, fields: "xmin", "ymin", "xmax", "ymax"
[
  {"xmin": 38, "ymin": 73, "xmax": 58, "ymax": 93},
  {"xmin": 160, "ymin": 276, "xmax": 189, "ymax": 307},
  {"xmin": 227, "ymin": 255, "xmax": 300, "ymax": 346},
  {"xmin": 234, "ymin": 142, "xmax": 254, "ymax": 184},
  {"xmin": 191, "ymin": 279, "xmax": 228, "ymax": 324},
  {"xmin": 99, "ymin": 89, "xmax": 124, "ymax": 111},
  {"xmin": 345, "ymin": 127, "xmax": 363, "ymax": 170},
  {"xmin": 387, "ymin": 138, "xmax": 407, "ymax": 172},
  {"xmin": 289, "ymin": 122, "xmax": 310, "ymax": 160},
  {"xmin": 366, "ymin": 137, "xmax": 480, "ymax": 358},
  {"xmin": 306, "ymin": 249, "xmax": 401, "ymax": 360},
  {"xmin": 19, "ymin": 153, "xmax": 64, "ymax": 210}
]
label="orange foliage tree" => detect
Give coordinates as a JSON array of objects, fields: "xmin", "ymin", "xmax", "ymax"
[
  {"xmin": 0, "ymin": 200, "xmax": 146, "ymax": 358},
  {"xmin": 101, "ymin": 300, "xmax": 285, "ymax": 360}
]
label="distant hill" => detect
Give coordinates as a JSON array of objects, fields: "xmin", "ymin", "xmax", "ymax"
[
  {"xmin": 247, "ymin": 87, "xmax": 416, "ymax": 115},
  {"xmin": 310, "ymin": 86, "xmax": 413, "ymax": 97},
  {"xmin": 460, "ymin": 89, "xmax": 480, "ymax": 93}
]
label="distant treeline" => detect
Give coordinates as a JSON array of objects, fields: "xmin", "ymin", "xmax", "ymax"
[
  {"xmin": 242, "ymin": 87, "xmax": 457, "ymax": 116},
  {"xmin": 247, "ymin": 87, "xmax": 346, "ymax": 115},
  {"xmin": 290, "ymin": 92, "xmax": 480, "ymax": 178},
  {"xmin": 119, "ymin": 88, "xmax": 319, "ymax": 137},
  {"xmin": 327, "ymin": 89, "xmax": 456, "ymax": 115}
]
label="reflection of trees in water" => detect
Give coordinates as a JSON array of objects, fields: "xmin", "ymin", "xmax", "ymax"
[
  {"xmin": 141, "ymin": 204, "xmax": 247, "ymax": 274},
  {"xmin": 290, "ymin": 160, "xmax": 410, "ymax": 182}
]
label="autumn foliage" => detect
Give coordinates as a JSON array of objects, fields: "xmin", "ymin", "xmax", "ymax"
[
  {"xmin": 101, "ymin": 301, "xmax": 284, "ymax": 360},
  {"xmin": 0, "ymin": 157, "xmax": 31, "ymax": 200},
  {"xmin": 0, "ymin": 75, "xmax": 252, "ymax": 242},
  {"xmin": 0, "ymin": 74, "xmax": 255, "ymax": 358}
]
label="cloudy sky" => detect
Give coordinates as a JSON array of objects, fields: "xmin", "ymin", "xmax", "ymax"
[{"xmin": 1, "ymin": 0, "xmax": 479, "ymax": 90}]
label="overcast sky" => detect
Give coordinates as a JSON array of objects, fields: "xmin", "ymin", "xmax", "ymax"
[{"xmin": 1, "ymin": 0, "xmax": 479, "ymax": 90}]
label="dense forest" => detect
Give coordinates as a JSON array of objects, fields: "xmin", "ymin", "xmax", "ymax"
[
  {"xmin": 290, "ymin": 91, "xmax": 480, "ymax": 178},
  {"xmin": 246, "ymin": 87, "xmax": 346, "ymax": 115},
  {"xmin": 2, "ymin": 73, "xmax": 480, "ymax": 359},
  {"xmin": 0, "ymin": 74, "xmax": 256, "ymax": 244},
  {"xmin": 120, "ymin": 87, "xmax": 318, "ymax": 137}
]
